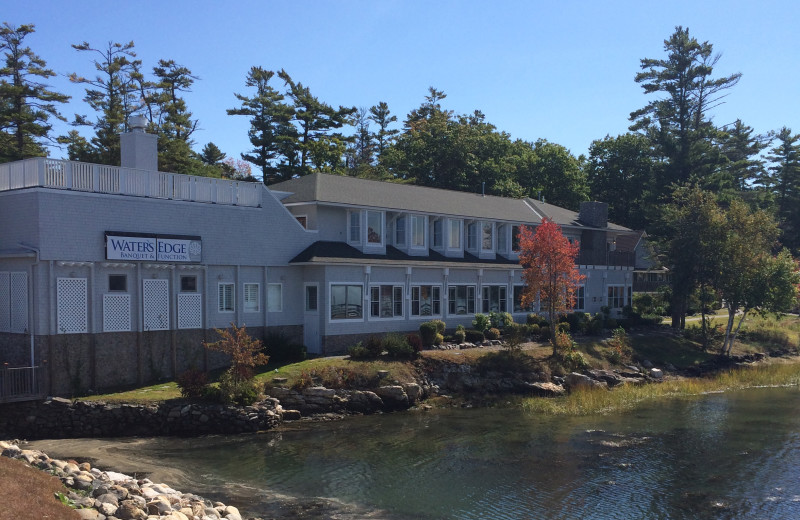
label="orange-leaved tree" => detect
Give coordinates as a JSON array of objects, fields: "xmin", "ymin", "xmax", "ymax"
[
  {"xmin": 203, "ymin": 323, "xmax": 269, "ymax": 382},
  {"xmin": 519, "ymin": 218, "xmax": 585, "ymax": 355}
]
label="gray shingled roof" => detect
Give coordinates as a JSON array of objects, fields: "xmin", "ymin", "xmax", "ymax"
[{"xmin": 269, "ymin": 173, "xmax": 631, "ymax": 231}]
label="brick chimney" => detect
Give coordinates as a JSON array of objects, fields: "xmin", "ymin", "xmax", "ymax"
[
  {"xmin": 120, "ymin": 115, "xmax": 158, "ymax": 171},
  {"xmin": 578, "ymin": 201, "xmax": 608, "ymax": 228}
]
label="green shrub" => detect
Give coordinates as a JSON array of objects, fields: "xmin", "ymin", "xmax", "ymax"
[
  {"xmin": 434, "ymin": 333, "xmax": 444, "ymax": 346},
  {"xmin": 554, "ymin": 330, "xmax": 587, "ymax": 372},
  {"xmin": 585, "ymin": 314, "xmax": 604, "ymax": 335},
  {"xmin": 348, "ymin": 342, "xmax": 370, "ymax": 359},
  {"xmin": 606, "ymin": 327, "xmax": 633, "ymax": 364},
  {"xmin": 528, "ymin": 323, "xmax": 540, "ymax": 337},
  {"xmin": 555, "ymin": 322, "xmax": 570, "ymax": 334},
  {"xmin": 563, "ymin": 312, "xmax": 587, "ymax": 333},
  {"xmin": 485, "ymin": 327, "xmax": 500, "ymax": 340},
  {"xmin": 406, "ymin": 333, "xmax": 423, "ymax": 352},
  {"xmin": 465, "ymin": 328, "xmax": 485, "ymax": 343},
  {"xmin": 365, "ymin": 335, "xmax": 384, "ymax": 357},
  {"xmin": 473, "ymin": 313, "xmax": 490, "ymax": 332},
  {"xmin": 453, "ymin": 329, "xmax": 466, "ymax": 343},
  {"xmin": 384, "ymin": 333, "xmax": 417, "ymax": 359},
  {"xmin": 431, "ymin": 319, "xmax": 446, "ymax": 334},
  {"xmin": 489, "ymin": 311, "xmax": 515, "ymax": 329},
  {"xmin": 176, "ymin": 368, "xmax": 208, "ymax": 399},
  {"xmin": 420, "ymin": 321, "xmax": 439, "ymax": 348},
  {"xmin": 503, "ymin": 322, "xmax": 526, "ymax": 351},
  {"xmin": 539, "ymin": 325, "xmax": 551, "ymax": 341},
  {"xmin": 218, "ymin": 371, "xmax": 262, "ymax": 406},
  {"xmin": 527, "ymin": 313, "xmax": 547, "ymax": 326}
]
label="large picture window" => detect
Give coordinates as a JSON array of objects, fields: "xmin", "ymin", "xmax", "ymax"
[
  {"xmin": 448, "ymin": 285, "xmax": 476, "ymax": 315},
  {"xmin": 411, "ymin": 285, "xmax": 441, "ymax": 316},
  {"xmin": 482, "ymin": 285, "xmax": 507, "ymax": 313},
  {"xmin": 370, "ymin": 285, "xmax": 403, "ymax": 318},
  {"xmin": 331, "ymin": 284, "xmax": 363, "ymax": 320}
]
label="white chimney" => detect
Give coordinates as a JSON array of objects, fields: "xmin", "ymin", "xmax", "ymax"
[{"xmin": 120, "ymin": 115, "xmax": 158, "ymax": 171}]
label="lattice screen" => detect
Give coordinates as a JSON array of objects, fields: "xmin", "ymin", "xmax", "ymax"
[
  {"xmin": 10, "ymin": 272, "xmax": 28, "ymax": 333},
  {"xmin": 177, "ymin": 293, "xmax": 203, "ymax": 329},
  {"xmin": 57, "ymin": 278, "xmax": 88, "ymax": 334},
  {"xmin": 142, "ymin": 279, "xmax": 169, "ymax": 330},
  {"xmin": 103, "ymin": 294, "xmax": 131, "ymax": 332},
  {"xmin": 0, "ymin": 272, "xmax": 10, "ymax": 332}
]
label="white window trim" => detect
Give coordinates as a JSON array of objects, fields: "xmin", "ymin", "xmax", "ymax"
[
  {"xmin": 411, "ymin": 214, "xmax": 427, "ymax": 249},
  {"xmin": 365, "ymin": 210, "xmax": 385, "ymax": 247},
  {"xmin": 512, "ymin": 284, "xmax": 533, "ymax": 314},
  {"xmin": 481, "ymin": 221, "xmax": 495, "ymax": 253},
  {"xmin": 607, "ymin": 284, "xmax": 625, "ymax": 309},
  {"xmin": 481, "ymin": 284, "xmax": 508, "ymax": 313},
  {"xmin": 447, "ymin": 284, "xmax": 477, "ymax": 316},
  {"xmin": 497, "ymin": 224, "xmax": 508, "ymax": 254},
  {"xmin": 304, "ymin": 282, "xmax": 319, "ymax": 313},
  {"xmin": 447, "ymin": 218, "xmax": 462, "ymax": 251},
  {"xmin": 466, "ymin": 222, "xmax": 479, "ymax": 251},
  {"xmin": 267, "ymin": 283, "xmax": 283, "ymax": 312},
  {"xmin": 395, "ymin": 216, "xmax": 407, "ymax": 247},
  {"xmin": 410, "ymin": 284, "xmax": 443, "ymax": 318},
  {"xmin": 244, "ymin": 282, "xmax": 260, "ymax": 313},
  {"xmin": 328, "ymin": 282, "xmax": 365, "ymax": 323},
  {"xmin": 368, "ymin": 284, "xmax": 405, "ymax": 320},
  {"xmin": 574, "ymin": 284, "xmax": 586, "ymax": 311},
  {"xmin": 431, "ymin": 218, "xmax": 444, "ymax": 249},
  {"xmin": 218, "ymin": 283, "xmax": 235, "ymax": 313},
  {"xmin": 511, "ymin": 225, "xmax": 522, "ymax": 253},
  {"xmin": 347, "ymin": 210, "xmax": 361, "ymax": 245}
]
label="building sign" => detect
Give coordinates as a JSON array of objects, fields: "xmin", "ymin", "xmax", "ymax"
[{"xmin": 105, "ymin": 232, "xmax": 202, "ymax": 262}]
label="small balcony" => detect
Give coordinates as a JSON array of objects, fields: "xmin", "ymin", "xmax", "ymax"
[
  {"xmin": 577, "ymin": 250, "xmax": 635, "ymax": 268},
  {"xmin": 0, "ymin": 157, "xmax": 263, "ymax": 207}
]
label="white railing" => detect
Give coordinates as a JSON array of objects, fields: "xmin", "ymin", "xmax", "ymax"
[{"xmin": 0, "ymin": 157, "xmax": 264, "ymax": 207}]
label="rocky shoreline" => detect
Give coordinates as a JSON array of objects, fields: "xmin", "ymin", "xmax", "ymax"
[{"xmin": 0, "ymin": 439, "xmax": 256, "ymax": 520}]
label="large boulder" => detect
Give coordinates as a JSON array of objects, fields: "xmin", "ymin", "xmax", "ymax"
[
  {"xmin": 374, "ymin": 386, "xmax": 410, "ymax": 410},
  {"xmin": 564, "ymin": 372, "xmax": 607, "ymax": 391},
  {"xmin": 524, "ymin": 382, "xmax": 566, "ymax": 397}
]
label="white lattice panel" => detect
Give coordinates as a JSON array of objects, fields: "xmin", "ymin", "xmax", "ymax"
[
  {"xmin": 177, "ymin": 293, "xmax": 203, "ymax": 329},
  {"xmin": 10, "ymin": 272, "xmax": 28, "ymax": 333},
  {"xmin": 57, "ymin": 278, "xmax": 88, "ymax": 334},
  {"xmin": 143, "ymin": 279, "xmax": 170, "ymax": 330},
  {"xmin": 103, "ymin": 294, "xmax": 131, "ymax": 332},
  {"xmin": 0, "ymin": 272, "xmax": 9, "ymax": 332}
]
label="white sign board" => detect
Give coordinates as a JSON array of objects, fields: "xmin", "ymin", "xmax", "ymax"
[{"xmin": 106, "ymin": 233, "xmax": 202, "ymax": 262}]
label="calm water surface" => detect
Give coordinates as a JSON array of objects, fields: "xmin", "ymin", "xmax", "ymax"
[{"xmin": 31, "ymin": 386, "xmax": 800, "ymax": 519}]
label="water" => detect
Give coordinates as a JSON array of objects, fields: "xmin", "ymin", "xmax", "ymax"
[{"xmin": 30, "ymin": 386, "xmax": 800, "ymax": 519}]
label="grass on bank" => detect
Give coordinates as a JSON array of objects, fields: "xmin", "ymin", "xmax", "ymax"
[
  {"xmin": 0, "ymin": 456, "xmax": 81, "ymax": 520},
  {"xmin": 522, "ymin": 361, "xmax": 800, "ymax": 416}
]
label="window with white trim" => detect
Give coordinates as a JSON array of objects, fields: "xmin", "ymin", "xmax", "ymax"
[
  {"xmin": 267, "ymin": 283, "xmax": 282, "ymax": 312},
  {"xmin": 411, "ymin": 285, "xmax": 441, "ymax": 316},
  {"xmin": 395, "ymin": 216, "xmax": 406, "ymax": 246},
  {"xmin": 575, "ymin": 285, "xmax": 585, "ymax": 310},
  {"xmin": 608, "ymin": 285, "xmax": 625, "ymax": 309},
  {"xmin": 330, "ymin": 284, "xmax": 363, "ymax": 320},
  {"xmin": 482, "ymin": 222, "xmax": 494, "ymax": 251},
  {"xmin": 367, "ymin": 210, "xmax": 383, "ymax": 245},
  {"xmin": 370, "ymin": 285, "xmax": 403, "ymax": 318},
  {"xmin": 411, "ymin": 215, "xmax": 426, "ymax": 247},
  {"xmin": 305, "ymin": 285, "xmax": 318, "ymax": 312},
  {"xmin": 512, "ymin": 225, "xmax": 522, "ymax": 252},
  {"xmin": 244, "ymin": 283, "xmax": 260, "ymax": 312},
  {"xmin": 467, "ymin": 223, "xmax": 478, "ymax": 250},
  {"xmin": 482, "ymin": 285, "xmax": 507, "ymax": 313},
  {"xmin": 497, "ymin": 225, "xmax": 508, "ymax": 253},
  {"xmin": 448, "ymin": 285, "xmax": 476, "ymax": 315},
  {"xmin": 432, "ymin": 219, "xmax": 443, "ymax": 248},
  {"xmin": 348, "ymin": 211, "xmax": 361, "ymax": 243},
  {"xmin": 448, "ymin": 219, "xmax": 461, "ymax": 249},
  {"xmin": 218, "ymin": 283, "xmax": 234, "ymax": 312}
]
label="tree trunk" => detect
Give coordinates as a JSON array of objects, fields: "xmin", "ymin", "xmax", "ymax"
[{"xmin": 726, "ymin": 309, "xmax": 748, "ymax": 356}]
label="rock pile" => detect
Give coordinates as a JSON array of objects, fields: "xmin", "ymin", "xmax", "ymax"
[
  {"xmin": 266, "ymin": 383, "xmax": 427, "ymax": 415},
  {"xmin": 0, "ymin": 440, "xmax": 256, "ymax": 520}
]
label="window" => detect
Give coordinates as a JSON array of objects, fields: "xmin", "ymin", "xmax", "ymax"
[
  {"xmin": 331, "ymin": 284, "xmax": 363, "ymax": 320},
  {"xmin": 218, "ymin": 283, "xmax": 234, "ymax": 312},
  {"xmin": 482, "ymin": 222, "xmax": 494, "ymax": 251},
  {"xmin": 395, "ymin": 216, "xmax": 406, "ymax": 246},
  {"xmin": 512, "ymin": 225, "xmax": 521, "ymax": 252},
  {"xmin": 412, "ymin": 215, "xmax": 426, "ymax": 247},
  {"xmin": 482, "ymin": 285, "xmax": 507, "ymax": 313},
  {"xmin": 267, "ymin": 283, "xmax": 282, "ymax": 312},
  {"xmin": 608, "ymin": 285, "xmax": 624, "ymax": 309},
  {"xmin": 513, "ymin": 285, "xmax": 532, "ymax": 313},
  {"xmin": 348, "ymin": 211, "xmax": 361, "ymax": 243},
  {"xmin": 412, "ymin": 285, "xmax": 441, "ymax": 316},
  {"xmin": 305, "ymin": 285, "xmax": 318, "ymax": 312},
  {"xmin": 367, "ymin": 211, "xmax": 383, "ymax": 245},
  {"xmin": 449, "ymin": 219, "xmax": 461, "ymax": 249},
  {"xmin": 180, "ymin": 275, "xmax": 197, "ymax": 292},
  {"xmin": 243, "ymin": 283, "xmax": 260, "ymax": 312},
  {"xmin": 467, "ymin": 223, "xmax": 478, "ymax": 250},
  {"xmin": 108, "ymin": 274, "xmax": 127, "ymax": 292},
  {"xmin": 296, "ymin": 215, "xmax": 307, "ymax": 228},
  {"xmin": 575, "ymin": 285, "xmax": 585, "ymax": 310},
  {"xmin": 448, "ymin": 285, "xmax": 476, "ymax": 315},
  {"xmin": 370, "ymin": 285, "xmax": 403, "ymax": 318},
  {"xmin": 497, "ymin": 224, "xmax": 507, "ymax": 253},
  {"xmin": 432, "ymin": 219, "xmax": 443, "ymax": 248}
]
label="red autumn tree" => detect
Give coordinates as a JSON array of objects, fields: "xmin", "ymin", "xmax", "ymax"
[{"xmin": 518, "ymin": 218, "xmax": 585, "ymax": 354}]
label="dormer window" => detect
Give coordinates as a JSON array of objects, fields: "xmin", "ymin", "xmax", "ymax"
[
  {"xmin": 467, "ymin": 222, "xmax": 478, "ymax": 250},
  {"xmin": 512, "ymin": 225, "xmax": 521, "ymax": 252},
  {"xmin": 448, "ymin": 219, "xmax": 461, "ymax": 249},
  {"xmin": 395, "ymin": 216, "xmax": 406, "ymax": 246},
  {"xmin": 481, "ymin": 222, "xmax": 494, "ymax": 251},
  {"xmin": 366, "ymin": 210, "xmax": 383, "ymax": 245},
  {"xmin": 432, "ymin": 219, "xmax": 443, "ymax": 248},
  {"xmin": 411, "ymin": 215, "xmax": 426, "ymax": 248},
  {"xmin": 497, "ymin": 224, "xmax": 507, "ymax": 253},
  {"xmin": 348, "ymin": 211, "xmax": 361, "ymax": 244}
]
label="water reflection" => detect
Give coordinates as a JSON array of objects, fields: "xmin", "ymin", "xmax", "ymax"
[{"xmin": 29, "ymin": 386, "xmax": 800, "ymax": 520}]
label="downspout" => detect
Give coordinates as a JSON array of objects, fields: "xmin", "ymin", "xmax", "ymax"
[{"xmin": 17, "ymin": 242, "xmax": 39, "ymax": 369}]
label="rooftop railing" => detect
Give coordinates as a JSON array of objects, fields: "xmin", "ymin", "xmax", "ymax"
[{"xmin": 0, "ymin": 157, "xmax": 263, "ymax": 207}]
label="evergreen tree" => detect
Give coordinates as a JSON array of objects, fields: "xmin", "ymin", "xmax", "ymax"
[
  {"xmin": 227, "ymin": 66, "xmax": 294, "ymax": 183},
  {"xmin": 0, "ymin": 23, "xmax": 69, "ymax": 162},
  {"xmin": 67, "ymin": 40, "xmax": 142, "ymax": 164},
  {"xmin": 368, "ymin": 101, "xmax": 398, "ymax": 160},
  {"xmin": 345, "ymin": 107, "xmax": 376, "ymax": 176},
  {"xmin": 150, "ymin": 59, "xmax": 199, "ymax": 173},
  {"xmin": 514, "ymin": 139, "xmax": 588, "ymax": 210},
  {"xmin": 765, "ymin": 127, "xmax": 800, "ymax": 253},
  {"xmin": 199, "ymin": 142, "xmax": 226, "ymax": 165}
]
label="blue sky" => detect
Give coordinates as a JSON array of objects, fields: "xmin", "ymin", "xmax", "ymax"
[{"xmin": 5, "ymin": 0, "xmax": 799, "ymax": 160}]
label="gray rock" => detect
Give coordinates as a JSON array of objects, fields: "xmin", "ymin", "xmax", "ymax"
[
  {"xmin": 565, "ymin": 372, "xmax": 607, "ymax": 391},
  {"xmin": 117, "ymin": 500, "xmax": 148, "ymax": 520},
  {"xmin": 98, "ymin": 501, "xmax": 119, "ymax": 517},
  {"xmin": 402, "ymin": 383, "xmax": 423, "ymax": 402},
  {"xmin": 96, "ymin": 493, "xmax": 120, "ymax": 506},
  {"xmin": 75, "ymin": 508, "xmax": 105, "ymax": 520},
  {"xmin": 525, "ymin": 382, "xmax": 566, "ymax": 397},
  {"xmin": 375, "ymin": 385, "xmax": 409, "ymax": 409},
  {"xmin": 649, "ymin": 368, "xmax": 664, "ymax": 379}
]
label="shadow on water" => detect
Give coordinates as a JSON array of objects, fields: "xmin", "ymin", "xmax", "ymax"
[{"xmin": 29, "ymin": 386, "xmax": 800, "ymax": 520}]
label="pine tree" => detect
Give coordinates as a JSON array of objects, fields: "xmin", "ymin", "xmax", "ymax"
[
  {"xmin": 0, "ymin": 23, "xmax": 69, "ymax": 162},
  {"xmin": 765, "ymin": 127, "xmax": 800, "ymax": 253},
  {"xmin": 199, "ymin": 142, "xmax": 226, "ymax": 165},
  {"xmin": 368, "ymin": 101, "xmax": 398, "ymax": 160},
  {"xmin": 150, "ymin": 59, "xmax": 199, "ymax": 173}
]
